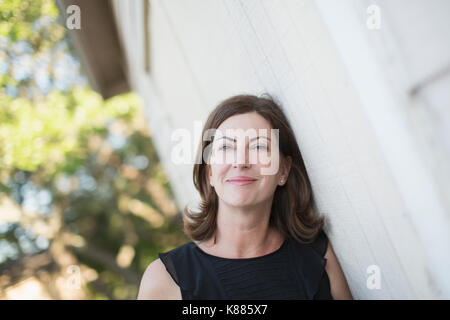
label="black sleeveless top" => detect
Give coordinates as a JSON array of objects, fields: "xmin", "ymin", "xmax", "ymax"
[{"xmin": 158, "ymin": 230, "xmax": 333, "ymax": 300}]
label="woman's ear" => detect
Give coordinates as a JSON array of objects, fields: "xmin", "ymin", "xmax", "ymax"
[
  {"xmin": 207, "ymin": 165, "xmax": 213, "ymax": 186},
  {"xmin": 284, "ymin": 156, "xmax": 292, "ymax": 179}
]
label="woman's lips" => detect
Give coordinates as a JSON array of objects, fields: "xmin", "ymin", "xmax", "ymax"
[{"xmin": 227, "ymin": 179, "xmax": 256, "ymax": 186}]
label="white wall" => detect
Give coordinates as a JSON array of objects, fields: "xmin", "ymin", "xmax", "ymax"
[{"xmin": 111, "ymin": 0, "xmax": 450, "ymax": 299}]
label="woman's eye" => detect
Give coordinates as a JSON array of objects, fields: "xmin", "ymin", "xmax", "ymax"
[
  {"xmin": 254, "ymin": 145, "xmax": 268, "ymax": 150},
  {"xmin": 219, "ymin": 145, "xmax": 267, "ymax": 151}
]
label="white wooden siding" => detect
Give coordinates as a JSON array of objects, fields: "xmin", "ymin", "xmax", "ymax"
[{"xmin": 111, "ymin": 0, "xmax": 450, "ymax": 299}]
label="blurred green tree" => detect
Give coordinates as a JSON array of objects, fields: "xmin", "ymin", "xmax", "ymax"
[{"xmin": 0, "ymin": 0, "xmax": 189, "ymax": 299}]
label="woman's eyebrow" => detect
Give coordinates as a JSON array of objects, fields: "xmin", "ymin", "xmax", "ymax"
[{"xmin": 217, "ymin": 136, "xmax": 271, "ymax": 142}]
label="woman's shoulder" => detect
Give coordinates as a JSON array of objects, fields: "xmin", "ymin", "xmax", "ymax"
[
  {"xmin": 160, "ymin": 241, "xmax": 196, "ymax": 256},
  {"xmin": 288, "ymin": 229, "xmax": 330, "ymax": 299},
  {"xmin": 290, "ymin": 228, "xmax": 329, "ymax": 258},
  {"xmin": 137, "ymin": 241, "xmax": 198, "ymax": 299},
  {"xmin": 137, "ymin": 258, "xmax": 182, "ymax": 300},
  {"xmin": 310, "ymin": 229, "xmax": 329, "ymax": 257}
]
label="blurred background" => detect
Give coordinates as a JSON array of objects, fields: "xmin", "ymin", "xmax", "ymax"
[
  {"xmin": 0, "ymin": 0, "xmax": 189, "ymax": 299},
  {"xmin": 1, "ymin": 0, "xmax": 450, "ymax": 299}
]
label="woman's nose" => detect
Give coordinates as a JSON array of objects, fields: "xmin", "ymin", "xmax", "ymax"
[{"xmin": 232, "ymin": 144, "xmax": 251, "ymax": 168}]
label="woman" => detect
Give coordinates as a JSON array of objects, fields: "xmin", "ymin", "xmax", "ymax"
[{"xmin": 138, "ymin": 94, "xmax": 353, "ymax": 300}]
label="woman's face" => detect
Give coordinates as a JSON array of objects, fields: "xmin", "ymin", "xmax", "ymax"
[{"xmin": 207, "ymin": 112, "xmax": 292, "ymax": 208}]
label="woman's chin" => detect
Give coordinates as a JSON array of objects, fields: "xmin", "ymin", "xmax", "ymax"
[{"xmin": 225, "ymin": 198, "xmax": 256, "ymax": 208}]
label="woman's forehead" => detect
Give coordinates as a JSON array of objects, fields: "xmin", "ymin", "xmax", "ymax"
[
  {"xmin": 215, "ymin": 117, "xmax": 274, "ymax": 140},
  {"xmin": 213, "ymin": 129, "xmax": 274, "ymax": 142},
  {"xmin": 217, "ymin": 112, "xmax": 272, "ymax": 130}
]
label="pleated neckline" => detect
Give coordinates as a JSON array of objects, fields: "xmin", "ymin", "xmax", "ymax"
[{"xmin": 192, "ymin": 238, "xmax": 288, "ymax": 261}]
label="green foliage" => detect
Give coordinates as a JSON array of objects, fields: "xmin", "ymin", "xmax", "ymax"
[
  {"xmin": 0, "ymin": 0, "xmax": 189, "ymax": 299},
  {"xmin": 0, "ymin": 87, "xmax": 138, "ymax": 173},
  {"xmin": 0, "ymin": 0, "xmax": 59, "ymax": 43}
]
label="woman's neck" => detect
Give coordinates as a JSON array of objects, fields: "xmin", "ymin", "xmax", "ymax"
[{"xmin": 200, "ymin": 223, "xmax": 284, "ymax": 259}]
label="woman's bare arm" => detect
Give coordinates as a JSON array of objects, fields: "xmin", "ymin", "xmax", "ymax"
[
  {"xmin": 137, "ymin": 258, "xmax": 182, "ymax": 300},
  {"xmin": 325, "ymin": 242, "xmax": 353, "ymax": 300}
]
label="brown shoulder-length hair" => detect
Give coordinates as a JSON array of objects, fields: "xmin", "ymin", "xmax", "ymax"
[{"xmin": 183, "ymin": 93, "xmax": 326, "ymax": 244}]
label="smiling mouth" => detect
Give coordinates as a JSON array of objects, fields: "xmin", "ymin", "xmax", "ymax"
[{"xmin": 227, "ymin": 179, "xmax": 256, "ymax": 186}]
